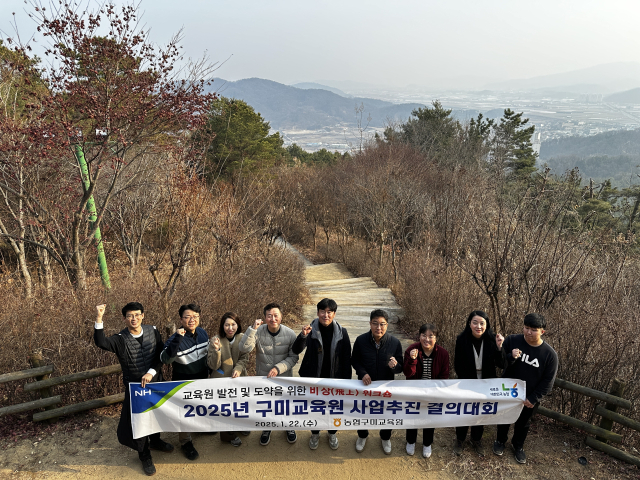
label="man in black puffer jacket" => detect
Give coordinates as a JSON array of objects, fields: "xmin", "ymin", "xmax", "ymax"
[
  {"xmin": 94, "ymin": 302, "xmax": 174, "ymax": 476},
  {"xmin": 161, "ymin": 303, "xmax": 210, "ymax": 461},
  {"xmin": 293, "ymin": 298, "xmax": 352, "ymax": 451},
  {"xmin": 351, "ymin": 309, "xmax": 403, "ymax": 455}
]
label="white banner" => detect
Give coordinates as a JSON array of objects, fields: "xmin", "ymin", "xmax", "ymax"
[{"xmin": 130, "ymin": 377, "xmax": 525, "ymax": 439}]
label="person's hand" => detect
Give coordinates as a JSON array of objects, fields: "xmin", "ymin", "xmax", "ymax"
[
  {"xmin": 301, "ymin": 325, "xmax": 312, "ymax": 336},
  {"xmin": 140, "ymin": 373, "xmax": 153, "ymax": 388},
  {"xmin": 212, "ymin": 336, "xmax": 221, "ymax": 351},
  {"xmin": 253, "ymin": 319, "xmax": 263, "ymax": 330},
  {"xmin": 231, "ymin": 370, "xmax": 240, "ymax": 379},
  {"xmin": 409, "ymin": 349, "xmax": 418, "ymax": 360},
  {"xmin": 388, "ymin": 357, "xmax": 398, "ymax": 369},
  {"xmin": 523, "ymin": 399, "xmax": 534, "ymax": 408},
  {"xmin": 512, "ymin": 348, "xmax": 522, "ymax": 360},
  {"xmin": 177, "ymin": 327, "xmax": 185, "ymax": 336},
  {"xmin": 95, "ymin": 304, "xmax": 106, "ymax": 323},
  {"xmin": 267, "ymin": 367, "xmax": 279, "ymax": 378},
  {"xmin": 496, "ymin": 333, "xmax": 504, "ymax": 349},
  {"xmin": 362, "ymin": 374, "xmax": 372, "ymax": 386}
]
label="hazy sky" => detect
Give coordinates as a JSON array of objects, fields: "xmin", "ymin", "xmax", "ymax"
[{"xmin": 2, "ymin": 0, "xmax": 640, "ymax": 89}]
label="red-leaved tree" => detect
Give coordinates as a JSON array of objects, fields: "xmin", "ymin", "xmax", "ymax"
[{"xmin": 0, "ymin": 1, "xmax": 216, "ymax": 291}]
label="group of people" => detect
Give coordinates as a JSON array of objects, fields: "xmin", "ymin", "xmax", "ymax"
[{"xmin": 94, "ymin": 299, "xmax": 558, "ymax": 476}]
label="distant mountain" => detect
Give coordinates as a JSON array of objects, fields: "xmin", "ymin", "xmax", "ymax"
[
  {"xmin": 605, "ymin": 88, "xmax": 640, "ymax": 104},
  {"xmin": 487, "ymin": 62, "xmax": 640, "ymax": 93},
  {"xmin": 291, "ymin": 82, "xmax": 352, "ymax": 98},
  {"xmin": 539, "ymin": 128, "xmax": 640, "ymax": 160},
  {"xmin": 208, "ymin": 78, "xmax": 424, "ymax": 130}
]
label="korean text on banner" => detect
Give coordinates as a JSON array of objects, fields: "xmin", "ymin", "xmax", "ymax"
[{"xmin": 130, "ymin": 377, "xmax": 525, "ymax": 439}]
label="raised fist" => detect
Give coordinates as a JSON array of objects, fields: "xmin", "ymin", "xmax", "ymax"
[
  {"xmin": 177, "ymin": 327, "xmax": 185, "ymax": 336},
  {"xmin": 253, "ymin": 319, "xmax": 263, "ymax": 330},
  {"xmin": 301, "ymin": 325, "xmax": 312, "ymax": 336},
  {"xmin": 409, "ymin": 349, "xmax": 418, "ymax": 360},
  {"xmin": 96, "ymin": 304, "xmax": 106, "ymax": 317},
  {"xmin": 212, "ymin": 336, "xmax": 221, "ymax": 351},
  {"xmin": 388, "ymin": 357, "xmax": 398, "ymax": 369},
  {"xmin": 496, "ymin": 333, "xmax": 504, "ymax": 349}
]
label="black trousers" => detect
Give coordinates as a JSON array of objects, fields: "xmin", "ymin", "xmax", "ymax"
[
  {"xmin": 496, "ymin": 402, "xmax": 539, "ymax": 450},
  {"xmin": 358, "ymin": 429, "xmax": 392, "ymax": 440},
  {"xmin": 456, "ymin": 425, "xmax": 484, "ymax": 442},
  {"xmin": 117, "ymin": 388, "xmax": 161, "ymax": 460},
  {"xmin": 406, "ymin": 428, "xmax": 434, "ymax": 446}
]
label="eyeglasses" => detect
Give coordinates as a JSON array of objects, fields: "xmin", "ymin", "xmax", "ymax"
[
  {"xmin": 420, "ymin": 334, "xmax": 436, "ymax": 340},
  {"xmin": 125, "ymin": 313, "xmax": 143, "ymax": 320},
  {"xmin": 182, "ymin": 315, "xmax": 200, "ymax": 321},
  {"xmin": 371, "ymin": 322, "xmax": 388, "ymax": 328}
]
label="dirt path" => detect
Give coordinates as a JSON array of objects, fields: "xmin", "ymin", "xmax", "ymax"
[
  {"xmin": 294, "ymin": 262, "xmax": 413, "ymax": 378},
  {"xmin": 1, "ymin": 259, "xmax": 637, "ymax": 479}
]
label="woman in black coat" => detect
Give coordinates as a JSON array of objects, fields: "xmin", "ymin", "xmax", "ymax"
[{"xmin": 453, "ymin": 310, "xmax": 506, "ymax": 457}]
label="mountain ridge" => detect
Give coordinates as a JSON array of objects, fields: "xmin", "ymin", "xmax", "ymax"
[{"xmin": 207, "ymin": 77, "xmax": 425, "ymax": 130}]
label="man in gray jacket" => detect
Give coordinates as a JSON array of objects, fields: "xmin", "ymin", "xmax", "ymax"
[{"xmin": 239, "ymin": 302, "xmax": 299, "ymax": 446}]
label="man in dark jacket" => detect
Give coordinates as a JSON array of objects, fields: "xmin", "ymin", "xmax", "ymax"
[
  {"xmin": 351, "ymin": 309, "xmax": 403, "ymax": 455},
  {"xmin": 293, "ymin": 298, "xmax": 352, "ymax": 451},
  {"xmin": 493, "ymin": 313, "xmax": 558, "ymax": 465},
  {"xmin": 94, "ymin": 302, "xmax": 174, "ymax": 476},
  {"xmin": 161, "ymin": 304, "xmax": 211, "ymax": 461}
]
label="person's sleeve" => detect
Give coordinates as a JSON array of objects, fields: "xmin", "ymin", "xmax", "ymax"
[
  {"xmin": 339, "ymin": 329, "xmax": 353, "ymax": 379},
  {"xmin": 149, "ymin": 328, "xmax": 163, "ymax": 378},
  {"xmin": 207, "ymin": 342, "xmax": 222, "ymax": 371},
  {"xmin": 403, "ymin": 347, "xmax": 418, "ymax": 379},
  {"xmin": 160, "ymin": 333, "xmax": 183, "ymax": 364},
  {"xmin": 528, "ymin": 349, "xmax": 558, "ymax": 405},
  {"xmin": 234, "ymin": 348, "xmax": 250, "ymax": 376},
  {"xmin": 454, "ymin": 337, "xmax": 464, "ymax": 378},
  {"xmin": 440, "ymin": 348, "xmax": 450, "ymax": 379},
  {"xmin": 392, "ymin": 340, "xmax": 403, "ymax": 374},
  {"xmin": 351, "ymin": 338, "xmax": 368, "ymax": 379},
  {"xmin": 93, "ymin": 323, "xmax": 120, "ymax": 353},
  {"xmin": 292, "ymin": 331, "xmax": 308, "ymax": 355},
  {"xmin": 274, "ymin": 331, "xmax": 299, "ymax": 375},
  {"xmin": 238, "ymin": 327, "xmax": 257, "ymax": 353},
  {"xmin": 503, "ymin": 335, "xmax": 517, "ymax": 365},
  {"xmin": 493, "ymin": 341, "xmax": 508, "ymax": 370}
]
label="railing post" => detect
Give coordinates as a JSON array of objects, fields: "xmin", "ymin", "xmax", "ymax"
[
  {"xmin": 29, "ymin": 351, "xmax": 57, "ymax": 423},
  {"xmin": 596, "ymin": 378, "xmax": 625, "ymax": 443}
]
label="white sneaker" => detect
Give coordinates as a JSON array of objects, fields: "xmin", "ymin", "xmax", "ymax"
[
  {"xmin": 328, "ymin": 433, "xmax": 339, "ymax": 450},
  {"xmin": 406, "ymin": 442, "xmax": 415, "ymax": 456},
  {"xmin": 309, "ymin": 434, "xmax": 319, "ymax": 450},
  {"xmin": 355, "ymin": 437, "xmax": 367, "ymax": 453},
  {"xmin": 382, "ymin": 439, "xmax": 392, "ymax": 455},
  {"xmin": 423, "ymin": 444, "xmax": 432, "ymax": 458}
]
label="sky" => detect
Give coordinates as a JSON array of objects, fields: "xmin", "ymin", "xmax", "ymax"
[{"xmin": 2, "ymin": 0, "xmax": 640, "ymax": 90}]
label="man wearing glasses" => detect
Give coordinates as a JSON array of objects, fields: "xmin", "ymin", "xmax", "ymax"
[
  {"xmin": 161, "ymin": 304, "xmax": 211, "ymax": 461},
  {"xmin": 351, "ymin": 309, "xmax": 403, "ymax": 455},
  {"xmin": 94, "ymin": 302, "xmax": 174, "ymax": 476}
]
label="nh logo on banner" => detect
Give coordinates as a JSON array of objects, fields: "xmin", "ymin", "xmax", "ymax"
[
  {"xmin": 135, "ymin": 389, "xmax": 152, "ymax": 396},
  {"xmin": 501, "ymin": 383, "xmax": 519, "ymax": 398}
]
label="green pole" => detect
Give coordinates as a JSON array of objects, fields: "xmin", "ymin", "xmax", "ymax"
[{"xmin": 74, "ymin": 144, "xmax": 111, "ymax": 289}]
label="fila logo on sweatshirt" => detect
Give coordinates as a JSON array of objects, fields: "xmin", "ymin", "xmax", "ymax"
[{"xmin": 520, "ymin": 353, "xmax": 539, "ymax": 368}]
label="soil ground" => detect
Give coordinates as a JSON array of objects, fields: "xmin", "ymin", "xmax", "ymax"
[{"xmin": 0, "ymin": 406, "xmax": 638, "ymax": 479}]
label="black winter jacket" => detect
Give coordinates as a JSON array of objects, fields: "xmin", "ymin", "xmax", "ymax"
[
  {"xmin": 293, "ymin": 319, "xmax": 352, "ymax": 379},
  {"xmin": 454, "ymin": 317, "xmax": 507, "ymax": 380},
  {"xmin": 94, "ymin": 324, "xmax": 163, "ymax": 384},
  {"xmin": 351, "ymin": 331, "xmax": 403, "ymax": 381}
]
